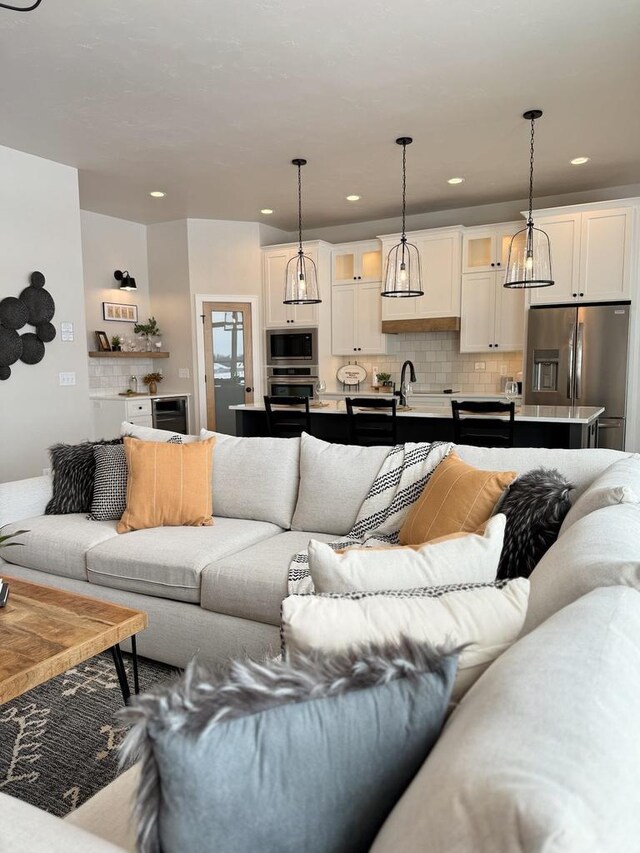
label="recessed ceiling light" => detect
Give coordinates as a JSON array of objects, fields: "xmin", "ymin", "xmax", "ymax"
[
  {"xmin": 570, "ymin": 157, "xmax": 590, "ymax": 165},
  {"xmin": 447, "ymin": 177, "xmax": 465, "ymax": 185},
  {"xmin": 346, "ymin": 194, "xmax": 361, "ymax": 201},
  {"xmin": 260, "ymin": 208, "xmax": 274, "ymax": 215},
  {"xmin": 149, "ymin": 191, "xmax": 166, "ymax": 198}
]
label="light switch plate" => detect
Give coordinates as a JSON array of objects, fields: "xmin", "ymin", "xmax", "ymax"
[
  {"xmin": 474, "ymin": 362, "xmax": 486, "ymax": 371},
  {"xmin": 178, "ymin": 368, "xmax": 190, "ymax": 379},
  {"xmin": 60, "ymin": 322, "xmax": 74, "ymax": 342},
  {"xmin": 59, "ymin": 372, "xmax": 76, "ymax": 386}
]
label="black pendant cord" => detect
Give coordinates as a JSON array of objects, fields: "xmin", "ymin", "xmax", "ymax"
[
  {"xmin": 297, "ymin": 161, "xmax": 303, "ymax": 257},
  {"xmin": 527, "ymin": 114, "xmax": 536, "ymax": 227},
  {"xmin": 0, "ymin": 0, "xmax": 43, "ymax": 9},
  {"xmin": 401, "ymin": 140, "xmax": 407, "ymax": 242}
]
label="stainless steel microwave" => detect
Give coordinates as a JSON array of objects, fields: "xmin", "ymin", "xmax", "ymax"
[{"xmin": 266, "ymin": 327, "xmax": 318, "ymax": 364}]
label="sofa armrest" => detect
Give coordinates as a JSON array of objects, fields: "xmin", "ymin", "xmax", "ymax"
[
  {"xmin": 0, "ymin": 475, "xmax": 52, "ymax": 528},
  {"xmin": 0, "ymin": 792, "xmax": 126, "ymax": 853}
]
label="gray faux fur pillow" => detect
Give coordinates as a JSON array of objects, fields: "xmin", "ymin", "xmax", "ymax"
[
  {"xmin": 496, "ymin": 467, "xmax": 574, "ymax": 580},
  {"xmin": 120, "ymin": 638, "xmax": 459, "ymax": 853}
]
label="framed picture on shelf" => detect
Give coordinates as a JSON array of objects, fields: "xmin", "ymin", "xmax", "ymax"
[
  {"xmin": 95, "ymin": 330, "xmax": 111, "ymax": 352},
  {"xmin": 103, "ymin": 301, "xmax": 138, "ymax": 323}
]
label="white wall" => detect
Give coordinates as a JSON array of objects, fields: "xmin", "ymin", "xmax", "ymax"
[
  {"xmin": 0, "ymin": 145, "xmax": 91, "ymax": 482},
  {"xmin": 80, "ymin": 210, "xmax": 151, "ymax": 351}
]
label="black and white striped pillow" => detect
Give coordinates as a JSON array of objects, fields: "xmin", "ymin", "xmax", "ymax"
[{"xmin": 90, "ymin": 435, "xmax": 183, "ymax": 521}]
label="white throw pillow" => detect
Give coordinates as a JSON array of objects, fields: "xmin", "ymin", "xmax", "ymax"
[
  {"xmin": 281, "ymin": 579, "xmax": 529, "ymax": 701},
  {"xmin": 523, "ymin": 502, "xmax": 640, "ymax": 635},
  {"xmin": 120, "ymin": 421, "xmax": 200, "ymax": 443},
  {"xmin": 559, "ymin": 454, "xmax": 640, "ymax": 534},
  {"xmin": 308, "ymin": 514, "xmax": 506, "ymax": 594}
]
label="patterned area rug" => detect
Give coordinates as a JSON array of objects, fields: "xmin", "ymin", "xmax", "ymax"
[{"xmin": 0, "ymin": 651, "xmax": 176, "ymax": 817}]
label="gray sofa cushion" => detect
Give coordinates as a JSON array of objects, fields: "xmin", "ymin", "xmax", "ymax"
[
  {"xmin": 560, "ymin": 454, "xmax": 640, "ymax": 534},
  {"xmin": 522, "ymin": 502, "xmax": 640, "ymax": 635},
  {"xmin": 456, "ymin": 445, "xmax": 626, "ymax": 498},
  {"xmin": 292, "ymin": 433, "xmax": 389, "ymax": 535},
  {"xmin": 86, "ymin": 517, "xmax": 282, "ymax": 603},
  {"xmin": 371, "ymin": 587, "xmax": 640, "ymax": 853},
  {"xmin": 201, "ymin": 431, "xmax": 300, "ymax": 529},
  {"xmin": 1, "ymin": 514, "xmax": 118, "ymax": 581},
  {"xmin": 200, "ymin": 530, "xmax": 336, "ymax": 624}
]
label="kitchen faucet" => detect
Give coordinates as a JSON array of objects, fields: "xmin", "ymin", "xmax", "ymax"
[{"xmin": 395, "ymin": 360, "xmax": 417, "ymax": 407}]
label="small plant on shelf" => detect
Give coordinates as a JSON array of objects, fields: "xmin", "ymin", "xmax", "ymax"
[
  {"xmin": 134, "ymin": 317, "xmax": 161, "ymax": 351},
  {"xmin": 143, "ymin": 371, "xmax": 163, "ymax": 395},
  {"xmin": 377, "ymin": 372, "xmax": 393, "ymax": 387},
  {"xmin": 111, "ymin": 334, "xmax": 122, "ymax": 351}
]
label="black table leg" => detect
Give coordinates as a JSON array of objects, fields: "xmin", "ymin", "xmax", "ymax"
[{"xmin": 110, "ymin": 637, "xmax": 140, "ymax": 706}]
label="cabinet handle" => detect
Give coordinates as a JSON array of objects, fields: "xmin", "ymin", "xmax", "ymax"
[
  {"xmin": 491, "ymin": 263, "xmax": 495, "ymax": 267},
  {"xmin": 489, "ymin": 343, "xmax": 493, "ymax": 348},
  {"xmin": 496, "ymin": 262, "xmax": 501, "ymax": 267},
  {"xmin": 495, "ymin": 343, "xmax": 499, "ymax": 348},
  {"xmin": 358, "ymin": 276, "xmax": 362, "ymax": 280},
  {"xmin": 572, "ymin": 293, "xmax": 577, "ymax": 298},
  {"xmin": 579, "ymin": 292, "xmax": 584, "ymax": 297}
]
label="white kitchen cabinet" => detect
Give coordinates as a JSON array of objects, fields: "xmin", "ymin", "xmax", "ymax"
[
  {"xmin": 263, "ymin": 246, "xmax": 320, "ymax": 327},
  {"xmin": 380, "ymin": 227, "xmax": 463, "ymax": 321},
  {"xmin": 579, "ymin": 208, "xmax": 632, "ymax": 302},
  {"xmin": 461, "ymin": 272, "xmax": 525, "ymax": 353},
  {"xmin": 462, "ymin": 223, "xmax": 521, "ymax": 274},
  {"xmin": 333, "ymin": 240, "xmax": 382, "ymax": 284},
  {"xmin": 529, "ymin": 206, "xmax": 634, "ymax": 306},
  {"xmin": 331, "ymin": 281, "xmax": 388, "ymax": 355}
]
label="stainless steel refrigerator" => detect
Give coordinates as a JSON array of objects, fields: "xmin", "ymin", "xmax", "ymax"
[{"xmin": 525, "ymin": 302, "xmax": 630, "ymax": 450}]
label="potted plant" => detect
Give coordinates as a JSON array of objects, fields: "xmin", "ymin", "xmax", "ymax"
[
  {"xmin": 143, "ymin": 371, "xmax": 163, "ymax": 395},
  {"xmin": 134, "ymin": 317, "xmax": 161, "ymax": 351},
  {"xmin": 377, "ymin": 372, "xmax": 393, "ymax": 388},
  {"xmin": 111, "ymin": 334, "xmax": 122, "ymax": 352}
]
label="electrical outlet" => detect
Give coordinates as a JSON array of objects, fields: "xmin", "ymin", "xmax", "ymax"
[
  {"xmin": 178, "ymin": 368, "xmax": 190, "ymax": 379},
  {"xmin": 474, "ymin": 362, "xmax": 486, "ymax": 371},
  {"xmin": 59, "ymin": 372, "xmax": 76, "ymax": 386}
]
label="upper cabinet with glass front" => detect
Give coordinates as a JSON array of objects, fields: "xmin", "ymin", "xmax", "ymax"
[
  {"xmin": 332, "ymin": 240, "xmax": 383, "ymax": 284},
  {"xmin": 462, "ymin": 222, "xmax": 522, "ymax": 274}
]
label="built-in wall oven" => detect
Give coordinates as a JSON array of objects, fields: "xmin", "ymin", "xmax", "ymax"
[
  {"xmin": 267, "ymin": 365, "xmax": 318, "ymax": 399},
  {"xmin": 266, "ymin": 327, "xmax": 318, "ymax": 365}
]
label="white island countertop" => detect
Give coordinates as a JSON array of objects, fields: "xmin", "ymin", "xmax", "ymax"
[
  {"xmin": 230, "ymin": 401, "xmax": 604, "ymax": 425},
  {"xmin": 90, "ymin": 392, "xmax": 192, "ymax": 401}
]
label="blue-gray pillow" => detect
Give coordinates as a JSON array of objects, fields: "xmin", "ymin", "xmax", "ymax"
[{"xmin": 120, "ymin": 638, "xmax": 458, "ymax": 853}]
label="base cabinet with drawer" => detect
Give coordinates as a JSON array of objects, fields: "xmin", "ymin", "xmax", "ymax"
[{"xmin": 91, "ymin": 396, "xmax": 189, "ymax": 440}]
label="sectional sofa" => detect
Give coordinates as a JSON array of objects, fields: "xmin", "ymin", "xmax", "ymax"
[{"xmin": 1, "ymin": 432, "xmax": 639, "ymax": 852}]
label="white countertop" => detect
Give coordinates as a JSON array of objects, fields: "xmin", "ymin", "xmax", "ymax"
[
  {"xmin": 321, "ymin": 390, "xmax": 523, "ymax": 402},
  {"xmin": 90, "ymin": 392, "xmax": 191, "ymax": 400},
  {"xmin": 231, "ymin": 401, "xmax": 604, "ymax": 424}
]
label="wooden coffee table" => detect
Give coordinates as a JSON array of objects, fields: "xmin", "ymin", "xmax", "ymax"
[{"xmin": 0, "ymin": 576, "xmax": 147, "ymax": 705}]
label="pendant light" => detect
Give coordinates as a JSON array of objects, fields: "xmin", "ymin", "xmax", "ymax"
[
  {"xmin": 504, "ymin": 110, "xmax": 554, "ymax": 289},
  {"xmin": 284, "ymin": 158, "xmax": 321, "ymax": 305},
  {"xmin": 381, "ymin": 137, "xmax": 423, "ymax": 298}
]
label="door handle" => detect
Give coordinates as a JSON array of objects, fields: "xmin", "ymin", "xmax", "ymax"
[
  {"xmin": 567, "ymin": 322, "xmax": 575, "ymax": 400},
  {"xmin": 245, "ymin": 387, "xmax": 252, "ymax": 393},
  {"xmin": 575, "ymin": 322, "xmax": 584, "ymax": 400}
]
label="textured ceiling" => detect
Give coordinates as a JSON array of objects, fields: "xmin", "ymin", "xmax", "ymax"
[{"xmin": 0, "ymin": 0, "xmax": 639, "ymax": 228}]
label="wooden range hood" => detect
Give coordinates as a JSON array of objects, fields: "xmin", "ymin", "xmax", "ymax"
[{"xmin": 381, "ymin": 316, "xmax": 460, "ymax": 334}]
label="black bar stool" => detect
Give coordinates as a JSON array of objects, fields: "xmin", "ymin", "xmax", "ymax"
[
  {"xmin": 451, "ymin": 400, "xmax": 516, "ymax": 447},
  {"xmin": 346, "ymin": 397, "xmax": 398, "ymax": 446},
  {"xmin": 264, "ymin": 395, "xmax": 311, "ymax": 438}
]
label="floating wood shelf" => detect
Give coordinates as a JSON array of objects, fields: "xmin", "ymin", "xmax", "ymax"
[{"xmin": 88, "ymin": 351, "xmax": 170, "ymax": 358}]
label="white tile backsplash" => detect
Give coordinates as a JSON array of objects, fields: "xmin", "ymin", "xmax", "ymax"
[
  {"xmin": 340, "ymin": 331, "xmax": 522, "ymax": 393},
  {"xmin": 88, "ymin": 357, "xmax": 156, "ymax": 396}
]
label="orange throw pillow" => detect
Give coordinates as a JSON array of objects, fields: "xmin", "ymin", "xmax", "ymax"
[
  {"xmin": 117, "ymin": 436, "xmax": 216, "ymax": 534},
  {"xmin": 399, "ymin": 452, "xmax": 516, "ymax": 545}
]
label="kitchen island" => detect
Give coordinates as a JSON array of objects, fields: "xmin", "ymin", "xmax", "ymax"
[{"xmin": 231, "ymin": 401, "xmax": 604, "ymax": 449}]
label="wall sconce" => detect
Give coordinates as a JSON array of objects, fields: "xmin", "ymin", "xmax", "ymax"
[{"xmin": 114, "ymin": 270, "xmax": 137, "ymax": 291}]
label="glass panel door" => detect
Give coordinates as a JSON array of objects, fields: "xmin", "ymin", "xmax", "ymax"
[{"xmin": 203, "ymin": 302, "xmax": 254, "ymax": 434}]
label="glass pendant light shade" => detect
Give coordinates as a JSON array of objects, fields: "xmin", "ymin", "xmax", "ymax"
[
  {"xmin": 284, "ymin": 249, "xmax": 321, "ymax": 304},
  {"xmin": 504, "ymin": 222, "xmax": 553, "ymax": 288},
  {"xmin": 381, "ymin": 237, "xmax": 423, "ymax": 297},
  {"xmin": 382, "ymin": 137, "xmax": 423, "ymax": 298},
  {"xmin": 283, "ymin": 158, "xmax": 321, "ymax": 305},
  {"xmin": 504, "ymin": 109, "xmax": 554, "ymax": 290}
]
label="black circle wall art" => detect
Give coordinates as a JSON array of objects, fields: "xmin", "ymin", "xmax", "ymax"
[
  {"xmin": 0, "ymin": 326, "xmax": 23, "ymax": 366},
  {"xmin": 0, "ymin": 296, "xmax": 29, "ymax": 330},
  {"xmin": 36, "ymin": 321, "xmax": 56, "ymax": 342},
  {"xmin": 0, "ymin": 271, "xmax": 56, "ymax": 380},
  {"xmin": 20, "ymin": 332, "xmax": 45, "ymax": 364}
]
